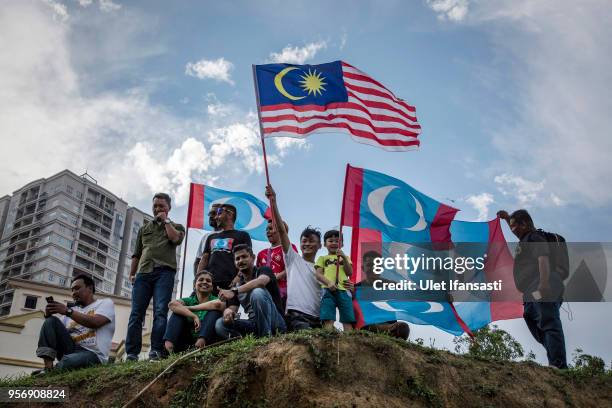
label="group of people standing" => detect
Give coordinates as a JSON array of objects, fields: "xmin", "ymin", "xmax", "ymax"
[
  {"xmin": 32, "ymin": 187, "xmax": 566, "ymax": 374},
  {"xmin": 128, "ymin": 185, "xmax": 410, "ymax": 362}
]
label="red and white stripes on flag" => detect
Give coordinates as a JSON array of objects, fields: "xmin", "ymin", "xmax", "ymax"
[{"xmin": 259, "ymin": 62, "xmax": 421, "ymax": 151}]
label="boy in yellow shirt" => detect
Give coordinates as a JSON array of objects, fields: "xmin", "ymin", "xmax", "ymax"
[{"xmin": 315, "ymin": 230, "xmax": 355, "ymax": 330}]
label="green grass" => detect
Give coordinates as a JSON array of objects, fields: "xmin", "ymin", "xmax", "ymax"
[{"xmin": 2, "ymin": 330, "xmax": 609, "ymax": 407}]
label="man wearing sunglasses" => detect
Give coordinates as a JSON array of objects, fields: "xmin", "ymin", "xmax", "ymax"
[
  {"xmin": 197, "ymin": 204, "xmax": 252, "ymax": 295},
  {"xmin": 193, "ymin": 203, "xmax": 222, "ymax": 275}
]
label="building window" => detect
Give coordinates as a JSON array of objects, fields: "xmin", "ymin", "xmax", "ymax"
[
  {"xmin": 76, "ymin": 191, "xmax": 83, "ymax": 199},
  {"xmin": 48, "ymin": 273, "xmax": 55, "ymax": 282},
  {"xmin": 59, "ymin": 276, "xmax": 66, "ymax": 287},
  {"xmin": 67, "ymin": 185, "xmax": 73, "ymax": 194},
  {"xmin": 24, "ymin": 295, "xmax": 38, "ymax": 309}
]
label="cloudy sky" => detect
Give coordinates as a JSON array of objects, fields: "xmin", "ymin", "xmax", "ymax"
[{"xmin": 1, "ymin": 0, "xmax": 610, "ymax": 365}]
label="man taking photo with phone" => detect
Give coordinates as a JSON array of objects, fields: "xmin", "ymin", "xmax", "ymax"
[{"xmin": 34, "ymin": 274, "xmax": 115, "ymax": 375}]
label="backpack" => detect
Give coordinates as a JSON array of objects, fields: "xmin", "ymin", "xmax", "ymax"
[{"xmin": 536, "ymin": 229, "xmax": 570, "ymax": 280}]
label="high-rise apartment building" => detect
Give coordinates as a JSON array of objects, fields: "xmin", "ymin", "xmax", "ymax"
[
  {"xmin": 0, "ymin": 170, "xmax": 179, "ymax": 316},
  {"xmin": 116, "ymin": 207, "xmax": 153, "ymax": 297},
  {"xmin": 0, "ymin": 196, "xmax": 10, "ymax": 239}
]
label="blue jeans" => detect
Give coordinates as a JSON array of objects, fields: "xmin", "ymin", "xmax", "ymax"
[
  {"xmin": 126, "ymin": 267, "xmax": 175, "ymax": 358},
  {"xmin": 215, "ymin": 288, "xmax": 286, "ymax": 338},
  {"xmin": 523, "ymin": 302, "xmax": 567, "ymax": 368},
  {"xmin": 36, "ymin": 316, "xmax": 100, "ymax": 370},
  {"xmin": 163, "ymin": 310, "xmax": 221, "ymax": 352}
]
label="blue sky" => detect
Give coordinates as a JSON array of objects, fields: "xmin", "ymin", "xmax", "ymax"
[{"xmin": 1, "ymin": 0, "xmax": 611, "ymax": 366}]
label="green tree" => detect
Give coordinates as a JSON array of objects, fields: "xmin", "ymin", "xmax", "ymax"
[
  {"xmin": 453, "ymin": 325, "xmax": 530, "ymax": 361},
  {"xmin": 570, "ymin": 348, "xmax": 607, "ymax": 377}
]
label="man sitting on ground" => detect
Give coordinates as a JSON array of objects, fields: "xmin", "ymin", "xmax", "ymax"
[
  {"xmin": 215, "ymin": 244, "xmax": 286, "ymax": 338},
  {"xmin": 34, "ymin": 274, "xmax": 115, "ymax": 375},
  {"xmin": 348, "ymin": 251, "xmax": 410, "ymax": 340}
]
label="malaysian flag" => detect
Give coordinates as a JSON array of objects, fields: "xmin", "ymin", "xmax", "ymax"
[{"xmin": 254, "ymin": 61, "xmax": 421, "ymax": 151}]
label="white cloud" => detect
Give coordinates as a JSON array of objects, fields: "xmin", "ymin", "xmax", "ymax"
[
  {"xmin": 427, "ymin": 0, "xmax": 469, "ymax": 22},
  {"xmin": 465, "ymin": 192, "xmax": 494, "ymax": 221},
  {"xmin": 494, "ymin": 174, "xmax": 545, "ymax": 207},
  {"xmin": 207, "ymin": 103, "xmax": 233, "ymax": 117},
  {"xmin": 74, "ymin": 0, "xmax": 120, "ymax": 12},
  {"xmin": 43, "ymin": 0, "xmax": 69, "ymax": 22},
  {"xmin": 550, "ymin": 193, "xmax": 564, "ymax": 207},
  {"xmin": 124, "ymin": 116, "xmax": 314, "ymax": 205},
  {"xmin": 340, "ymin": 32, "xmax": 348, "ymax": 50},
  {"xmin": 271, "ymin": 137, "xmax": 310, "ymax": 158},
  {"xmin": 433, "ymin": 1, "xmax": 612, "ymax": 207},
  {"xmin": 99, "ymin": 0, "xmax": 121, "ymax": 12},
  {"xmin": 185, "ymin": 58, "xmax": 235, "ymax": 85},
  {"xmin": 0, "ymin": 1, "xmax": 306, "ymax": 208},
  {"xmin": 268, "ymin": 41, "xmax": 327, "ymax": 64},
  {"xmin": 129, "ymin": 138, "xmax": 214, "ymax": 206}
]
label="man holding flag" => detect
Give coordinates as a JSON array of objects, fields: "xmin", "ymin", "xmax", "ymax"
[{"xmin": 265, "ymin": 185, "xmax": 322, "ymax": 331}]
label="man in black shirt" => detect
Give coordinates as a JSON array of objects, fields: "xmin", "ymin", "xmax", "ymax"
[
  {"xmin": 197, "ymin": 203, "xmax": 252, "ymax": 294},
  {"xmin": 498, "ymin": 209, "xmax": 567, "ymax": 368},
  {"xmin": 215, "ymin": 244, "xmax": 286, "ymax": 338}
]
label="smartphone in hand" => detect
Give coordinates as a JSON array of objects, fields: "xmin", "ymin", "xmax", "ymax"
[{"xmin": 44, "ymin": 296, "xmax": 55, "ymax": 317}]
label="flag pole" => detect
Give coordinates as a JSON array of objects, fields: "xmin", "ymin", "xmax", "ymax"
[
  {"xmin": 336, "ymin": 164, "xmax": 351, "ymax": 285},
  {"xmin": 252, "ymin": 65, "xmax": 271, "ymax": 186},
  {"xmin": 179, "ymin": 228, "xmax": 189, "ymax": 297},
  {"xmin": 179, "ymin": 183, "xmax": 196, "ymax": 297}
]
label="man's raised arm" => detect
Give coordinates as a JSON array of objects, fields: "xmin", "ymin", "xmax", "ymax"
[{"xmin": 265, "ymin": 185, "xmax": 290, "ymax": 253}]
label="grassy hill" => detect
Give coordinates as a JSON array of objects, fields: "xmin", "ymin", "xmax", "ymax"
[{"xmin": 1, "ymin": 330, "xmax": 610, "ymax": 407}]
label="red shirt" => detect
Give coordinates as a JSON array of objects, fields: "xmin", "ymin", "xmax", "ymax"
[{"xmin": 256, "ymin": 244, "xmax": 297, "ymax": 290}]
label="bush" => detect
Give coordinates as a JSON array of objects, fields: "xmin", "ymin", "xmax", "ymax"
[
  {"xmin": 569, "ymin": 348, "xmax": 607, "ymax": 377},
  {"xmin": 453, "ymin": 325, "xmax": 528, "ymax": 361}
]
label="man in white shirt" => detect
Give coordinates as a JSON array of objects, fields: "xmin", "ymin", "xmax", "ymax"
[
  {"xmin": 265, "ymin": 185, "xmax": 322, "ymax": 330},
  {"xmin": 34, "ymin": 274, "xmax": 115, "ymax": 375}
]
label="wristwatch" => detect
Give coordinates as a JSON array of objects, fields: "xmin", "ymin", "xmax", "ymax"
[
  {"xmin": 164, "ymin": 219, "xmax": 171, "ymax": 224},
  {"xmin": 66, "ymin": 307, "xmax": 73, "ymax": 317},
  {"xmin": 232, "ymin": 288, "xmax": 239, "ymax": 297}
]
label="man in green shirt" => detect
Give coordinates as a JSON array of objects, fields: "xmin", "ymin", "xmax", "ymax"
[{"xmin": 126, "ymin": 193, "xmax": 185, "ymax": 361}]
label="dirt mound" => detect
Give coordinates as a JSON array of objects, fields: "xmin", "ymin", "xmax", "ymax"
[{"xmin": 3, "ymin": 331, "xmax": 611, "ymax": 407}]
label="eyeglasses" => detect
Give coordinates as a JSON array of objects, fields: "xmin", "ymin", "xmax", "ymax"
[{"xmin": 216, "ymin": 207, "xmax": 234, "ymax": 215}]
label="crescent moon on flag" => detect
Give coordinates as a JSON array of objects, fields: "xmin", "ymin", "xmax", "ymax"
[
  {"xmin": 367, "ymin": 185, "xmax": 397, "ymax": 227},
  {"xmin": 367, "ymin": 186, "xmax": 427, "ymax": 231},
  {"xmin": 242, "ymin": 200, "xmax": 266, "ymax": 231},
  {"xmin": 421, "ymin": 302, "xmax": 444, "ymax": 313},
  {"xmin": 406, "ymin": 192, "xmax": 427, "ymax": 232},
  {"xmin": 274, "ymin": 67, "xmax": 306, "ymax": 101},
  {"xmin": 372, "ymin": 301, "xmax": 404, "ymax": 313}
]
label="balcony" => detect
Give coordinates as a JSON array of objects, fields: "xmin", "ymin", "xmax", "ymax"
[
  {"xmin": 25, "ymin": 250, "xmax": 37, "ymax": 262},
  {"xmin": 81, "ymin": 219, "xmax": 111, "ymax": 241},
  {"xmin": 76, "ymin": 245, "xmax": 94, "ymax": 259},
  {"xmin": 1, "ymin": 292, "xmax": 14, "ymax": 305},
  {"xmin": 84, "ymin": 205, "xmax": 113, "ymax": 229},
  {"xmin": 10, "ymin": 219, "xmax": 41, "ymax": 237}
]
